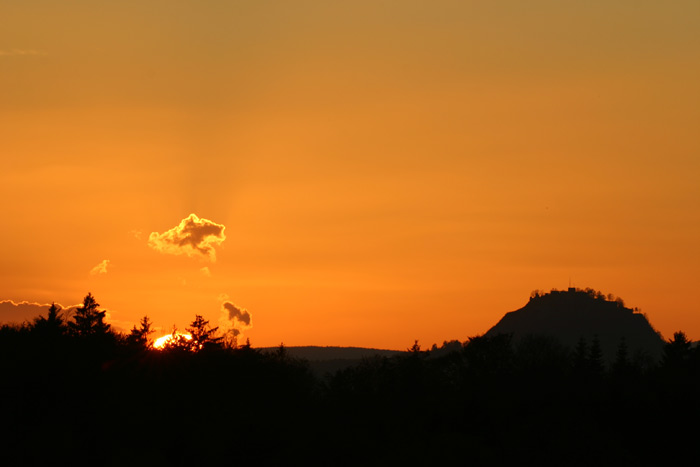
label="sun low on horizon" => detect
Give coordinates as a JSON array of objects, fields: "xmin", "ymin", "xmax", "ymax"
[
  {"xmin": 1, "ymin": 1, "xmax": 699, "ymax": 350},
  {"xmin": 152, "ymin": 331, "xmax": 192, "ymax": 350}
]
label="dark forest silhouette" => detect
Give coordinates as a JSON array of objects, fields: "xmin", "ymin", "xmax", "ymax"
[{"xmin": 2, "ymin": 289, "xmax": 700, "ymax": 465}]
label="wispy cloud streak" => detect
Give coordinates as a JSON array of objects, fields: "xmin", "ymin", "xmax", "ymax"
[
  {"xmin": 0, "ymin": 49, "xmax": 47, "ymax": 57},
  {"xmin": 90, "ymin": 259, "xmax": 110, "ymax": 275}
]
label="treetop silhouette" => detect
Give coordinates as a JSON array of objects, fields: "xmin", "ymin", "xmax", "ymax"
[
  {"xmin": 126, "ymin": 315, "xmax": 154, "ymax": 348},
  {"xmin": 68, "ymin": 293, "xmax": 111, "ymax": 337}
]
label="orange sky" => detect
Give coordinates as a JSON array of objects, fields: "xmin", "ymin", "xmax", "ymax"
[{"xmin": 1, "ymin": 1, "xmax": 699, "ymax": 349}]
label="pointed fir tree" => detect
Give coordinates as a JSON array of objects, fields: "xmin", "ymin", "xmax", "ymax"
[
  {"xmin": 32, "ymin": 302, "xmax": 65, "ymax": 335},
  {"xmin": 662, "ymin": 331, "xmax": 692, "ymax": 371},
  {"xmin": 573, "ymin": 337, "xmax": 589, "ymax": 375},
  {"xmin": 186, "ymin": 315, "xmax": 222, "ymax": 351},
  {"xmin": 69, "ymin": 293, "xmax": 111, "ymax": 337},
  {"xmin": 127, "ymin": 315, "xmax": 154, "ymax": 349},
  {"xmin": 613, "ymin": 336, "xmax": 630, "ymax": 375},
  {"xmin": 275, "ymin": 342, "xmax": 287, "ymax": 360},
  {"xmin": 588, "ymin": 335, "xmax": 604, "ymax": 376}
]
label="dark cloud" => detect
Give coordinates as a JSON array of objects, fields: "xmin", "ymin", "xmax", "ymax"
[
  {"xmin": 223, "ymin": 302, "xmax": 252, "ymax": 326},
  {"xmin": 219, "ymin": 301, "xmax": 252, "ymax": 339},
  {"xmin": 148, "ymin": 213, "xmax": 226, "ymax": 262}
]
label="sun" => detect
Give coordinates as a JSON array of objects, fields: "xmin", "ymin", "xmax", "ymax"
[{"xmin": 153, "ymin": 332, "xmax": 192, "ymax": 349}]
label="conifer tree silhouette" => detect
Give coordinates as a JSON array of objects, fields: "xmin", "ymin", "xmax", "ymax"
[
  {"xmin": 32, "ymin": 302, "xmax": 65, "ymax": 336},
  {"xmin": 127, "ymin": 315, "xmax": 154, "ymax": 348},
  {"xmin": 68, "ymin": 293, "xmax": 110, "ymax": 337},
  {"xmin": 613, "ymin": 336, "xmax": 630, "ymax": 374},
  {"xmin": 186, "ymin": 315, "xmax": 222, "ymax": 351},
  {"xmin": 275, "ymin": 342, "xmax": 287, "ymax": 360},
  {"xmin": 662, "ymin": 331, "xmax": 692, "ymax": 370},
  {"xmin": 573, "ymin": 337, "xmax": 589, "ymax": 374},
  {"xmin": 588, "ymin": 335, "xmax": 604, "ymax": 376},
  {"xmin": 408, "ymin": 340, "xmax": 421, "ymax": 354}
]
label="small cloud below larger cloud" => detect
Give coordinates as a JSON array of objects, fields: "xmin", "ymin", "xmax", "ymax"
[
  {"xmin": 219, "ymin": 301, "xmax": 252, "ymax": 339},
  {"xmin": 90, "ymin": 259, "xmax": 110, "ymax": 275},
  {"xmin": 148, "ymin": 214, "xmax": 226, "ymax": 262}
]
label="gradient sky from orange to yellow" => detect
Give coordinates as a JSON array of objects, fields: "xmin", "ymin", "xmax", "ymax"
[{"xmin": 1, "ymin": 1, "xmax": 699, "ymax": 349}]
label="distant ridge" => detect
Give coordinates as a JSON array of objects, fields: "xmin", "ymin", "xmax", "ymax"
[
  {"xmin": 485, "ymin": 288, "xmax": 666, "ymax": 363},
  {"xmin": 260, "ymin": 345, "xmax": 402, "ymax": 361}
]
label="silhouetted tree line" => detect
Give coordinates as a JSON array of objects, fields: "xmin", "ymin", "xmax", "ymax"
[
  {"xmin": 2, "ymin": 293, "xmax": 700, "ymax": 465},
  {"xmin": 530, "ymin": 287, "xmax": 643, "ymax": 314}
]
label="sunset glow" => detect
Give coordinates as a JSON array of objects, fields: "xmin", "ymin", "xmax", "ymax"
[
  {"xmin": 1, "ymin": 2, "xmax": 699, "ymax": 349},
  {"xmin": 153, "ymin": 333, "xmax": 192, "ymax": 350}
]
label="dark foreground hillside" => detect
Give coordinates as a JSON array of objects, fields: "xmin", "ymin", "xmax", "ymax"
[
  {"xmin": 2, "ymin": 292, "xmax": 700, "ymax": 465},
  {"xmin": 3, "ymin": 333, "xmax": 700, "ymax": 465},
  {"xmin": 258, "ymin": 345, "xmax": 404, "ymax": 376}
]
